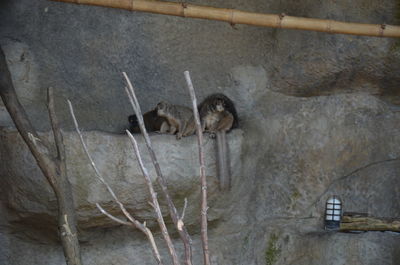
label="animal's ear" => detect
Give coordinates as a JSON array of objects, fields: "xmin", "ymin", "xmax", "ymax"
[
  {"xmin": 157, "ymin": 101, "xmax": 167, "ymax": 108},
  {"xmin": 128, "ymin": 115, "xmax": 138, "ymax": 124},
  {"xmin": 128, "ymin": 115, "xmax": 135, "ymax": 122}
]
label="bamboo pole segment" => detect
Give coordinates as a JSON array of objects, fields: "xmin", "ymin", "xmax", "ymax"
[
  {"xmin": 340, "ymin": 214, "xmax": 400, "ymax": 232},
  {"xmin": 51, "ymin": 0, "xmax": 400, "ymax": 38}
]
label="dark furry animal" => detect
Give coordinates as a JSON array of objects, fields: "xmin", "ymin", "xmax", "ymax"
[
  {"xmin": 198, "ymin": 93, "xmax": 238, "ymax": 133},
  {"xmin": 198, "ymin": 93, "xmax": 238, "ymax": 191},
  {"xmin": 128, "ymin": 109, "xmax": 169, "ymax": 134}
]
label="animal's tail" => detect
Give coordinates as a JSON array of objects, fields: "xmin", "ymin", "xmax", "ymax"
[{"xmin": 216, "ymin": 131, "xmax": 230, "ymax": 191}]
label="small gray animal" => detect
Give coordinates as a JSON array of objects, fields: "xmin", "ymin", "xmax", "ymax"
[{"xmin": 156, "ymin": 101, "xmax": 196, "ymax": 140}]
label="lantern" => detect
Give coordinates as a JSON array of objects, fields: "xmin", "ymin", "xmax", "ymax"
[{"xmin": 324, "ymin": 196, "xmax": 342, "ymax": 230}]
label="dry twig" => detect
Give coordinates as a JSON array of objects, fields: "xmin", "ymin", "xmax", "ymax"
[
  {"xmin": 123, "ymin": 72, "xmax": 193, "ymax": 265},
  {"xmin": 126, "ymin": 130, "xmax": 180, "ymax": 265},
  {"xmin": 184, "ymin": 71, "xmax": 211, "ymax": 265},
  {"xmin": 68, "ymin": 100, "xmax": 163, "ymax": 265}
]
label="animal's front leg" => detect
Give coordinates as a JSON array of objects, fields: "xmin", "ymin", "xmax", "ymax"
[
  {"xmin": 158, "ymin": 121, "xmax": 170, "ymax": 133},
  {"xmin": 201, "ymin": 120, "xmax": 206, "ymax": 133},
  {"xmin": 176, "ymin": 121, "xmax": 185, "ymax": 140},
  {"xmin": 169, "ymin": 125, "xmax": 177, "ymax": 135}
]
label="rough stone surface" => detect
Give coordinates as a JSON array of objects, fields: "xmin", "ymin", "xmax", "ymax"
[
  {"xmin": 1, "ymin": 0, "xmax": 400, "ymax": 132},
  {"xmin": 0, "ymin": 130, "xmax": 243, "ymax": 231},
  {"xmin": 1, "ymin": 0, "xmax": 400, "ymax": 264}
]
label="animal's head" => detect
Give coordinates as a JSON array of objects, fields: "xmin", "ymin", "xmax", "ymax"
[
  {"xmin": 128, "ymin": 115, "xmax": 138, "ymax": 126},
  {"xmin": 214, "ymin": 99, "xmax": 225, "ymax": 112},
  {"xmin": 156, "ymin": 101, "xmax": 169, "ymax": 115},
  {"xmin": 128, "ymin": 114, "xmax": 141, "ymax": 133}
]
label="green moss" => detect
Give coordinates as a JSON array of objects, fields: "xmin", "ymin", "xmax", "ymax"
[
  {"xmin": 291, "ymin": 189, "xmax": 301, "ymax": 201},
  {"xmin": 265, "ymin": 234, "xmax": 281, "ymax": 265},
  {"xmin": 243, "ymin": 233, "xmax": 250, "ymax": 246}
]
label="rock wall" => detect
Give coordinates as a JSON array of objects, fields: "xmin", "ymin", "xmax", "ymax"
[
  {"xmin": 1, "ymin": 0, "xmax": 400, "ymax": 264},
  {"xmin": 0, "ymin": 129, "xmax": 243, "ymax": 264}
]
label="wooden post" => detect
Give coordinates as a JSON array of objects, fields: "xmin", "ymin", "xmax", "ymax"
[{"xmin": 50, "ymin": 0, "xmax": 400, "ymax": 38}]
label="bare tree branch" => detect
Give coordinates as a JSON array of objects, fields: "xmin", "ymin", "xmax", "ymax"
[
  {"xmin": 0, "ymin": 46, "xmax": 82, "ymax": 265},
  {"xmin": 47, "ymin": 90, "xmax": 82, "ymax": 265},
  {"xmin": 68, "ymin": 100, "xmax": 163, "ymax": 265},
  {"xmin": 47, "ymin": 87, "xmax": 66, "ymax": 162},
  {"xmin": 96, "ymin": 204, "xmax": 163, "ymax": 264},
  {"xmin": 180, "ymin": 198, "xmax": 188, "ymax": 221},
  {"xmin": 96, "ymin": 203, "xmax": 132, "ymax": 226},
  {"xmin": 123, "ymin": 72, "xmax": 193, "ymax": 265},
  {"xmin": 126, "ymin": 130, "xmax": 180, "ymax": 265},
  {"xmin": 184, "ymin": 70, "xmax": 211, "ymax": 265},
  {"xmin": 177, "ymin": 198, "xmax": 188, "ymax": 232}
]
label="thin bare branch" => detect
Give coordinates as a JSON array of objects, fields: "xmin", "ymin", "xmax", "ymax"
[
  {"xmin": 177, "ymin": 198, "xmax": 188, "ymax": 232},
  {"xmin": 126, "ymin": 130, "xmax": 180, "ymax": 265},
  {"xmin": 96, "ymin": 204, "xmax": 163, "ymax": 265},
  {"xmin": 96, "ymin": 203, "xmax": 132, "ymax": 226},
  {"xmin": 68, "ymin": 100, "xmax": 164, "ymax": 265},
  {"xmin": 68, "ymin": 101, "xmax": 120, "ymax": 198},
  {"xmin": 143, "ymin": 226, "xmax": 164, "ymax": 265},
  {"xmin": 184, "ymin": 70, "xmax": 211, "ymax": 265},
  {"xmin": 68, "ymin": 100, "xmax": 143, "ymax": 224},
  {"xmin": 123, "ymin": 72, "xmax": 193, "ymax": 265},
  {"xmin": 180, "ymin": 198, "xmax": 188, "ymax": 221}
]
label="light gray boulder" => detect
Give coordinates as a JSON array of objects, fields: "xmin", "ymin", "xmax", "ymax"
[{"xmin": 0, "ymin": 129, "xmax": 243, "ymax": 234}]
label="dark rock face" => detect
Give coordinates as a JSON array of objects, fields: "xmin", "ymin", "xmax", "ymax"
[
  {"xmin": 1, "ymin": 0, "xmax": 400, "ymax": 264},
  {"xmin": 1, "ymin": 0, "xmax": 400, "ymax": 132}
]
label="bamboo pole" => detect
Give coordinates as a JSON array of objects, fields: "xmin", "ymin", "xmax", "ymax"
[
  {"xmin": 51, "ymin": 0, "xmax": 400, "ymax": 38},
  {"xmin": 340, "ymin": 214, "xmax": 400, "ymax": 232}
]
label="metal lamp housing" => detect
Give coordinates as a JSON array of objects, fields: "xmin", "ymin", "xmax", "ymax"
[{"xmin": 324, "ymin": 196, "xmax": 342, "ymax": 230}]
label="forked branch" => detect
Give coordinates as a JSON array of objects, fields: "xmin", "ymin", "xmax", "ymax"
[
  {"xmin": 0, "ymin": 46, "xmax": 82, "ymax": 265},
  {"xmin": 68, "ymin": 100, "xmax": 163, "ymax": 265},
  {"xmin": 126, "ymin": 130, "xmax": 180, "ymax": 265},
  {"xmin": 123, "ymin": 72, "xmax": 193, "ymax": 265}
]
